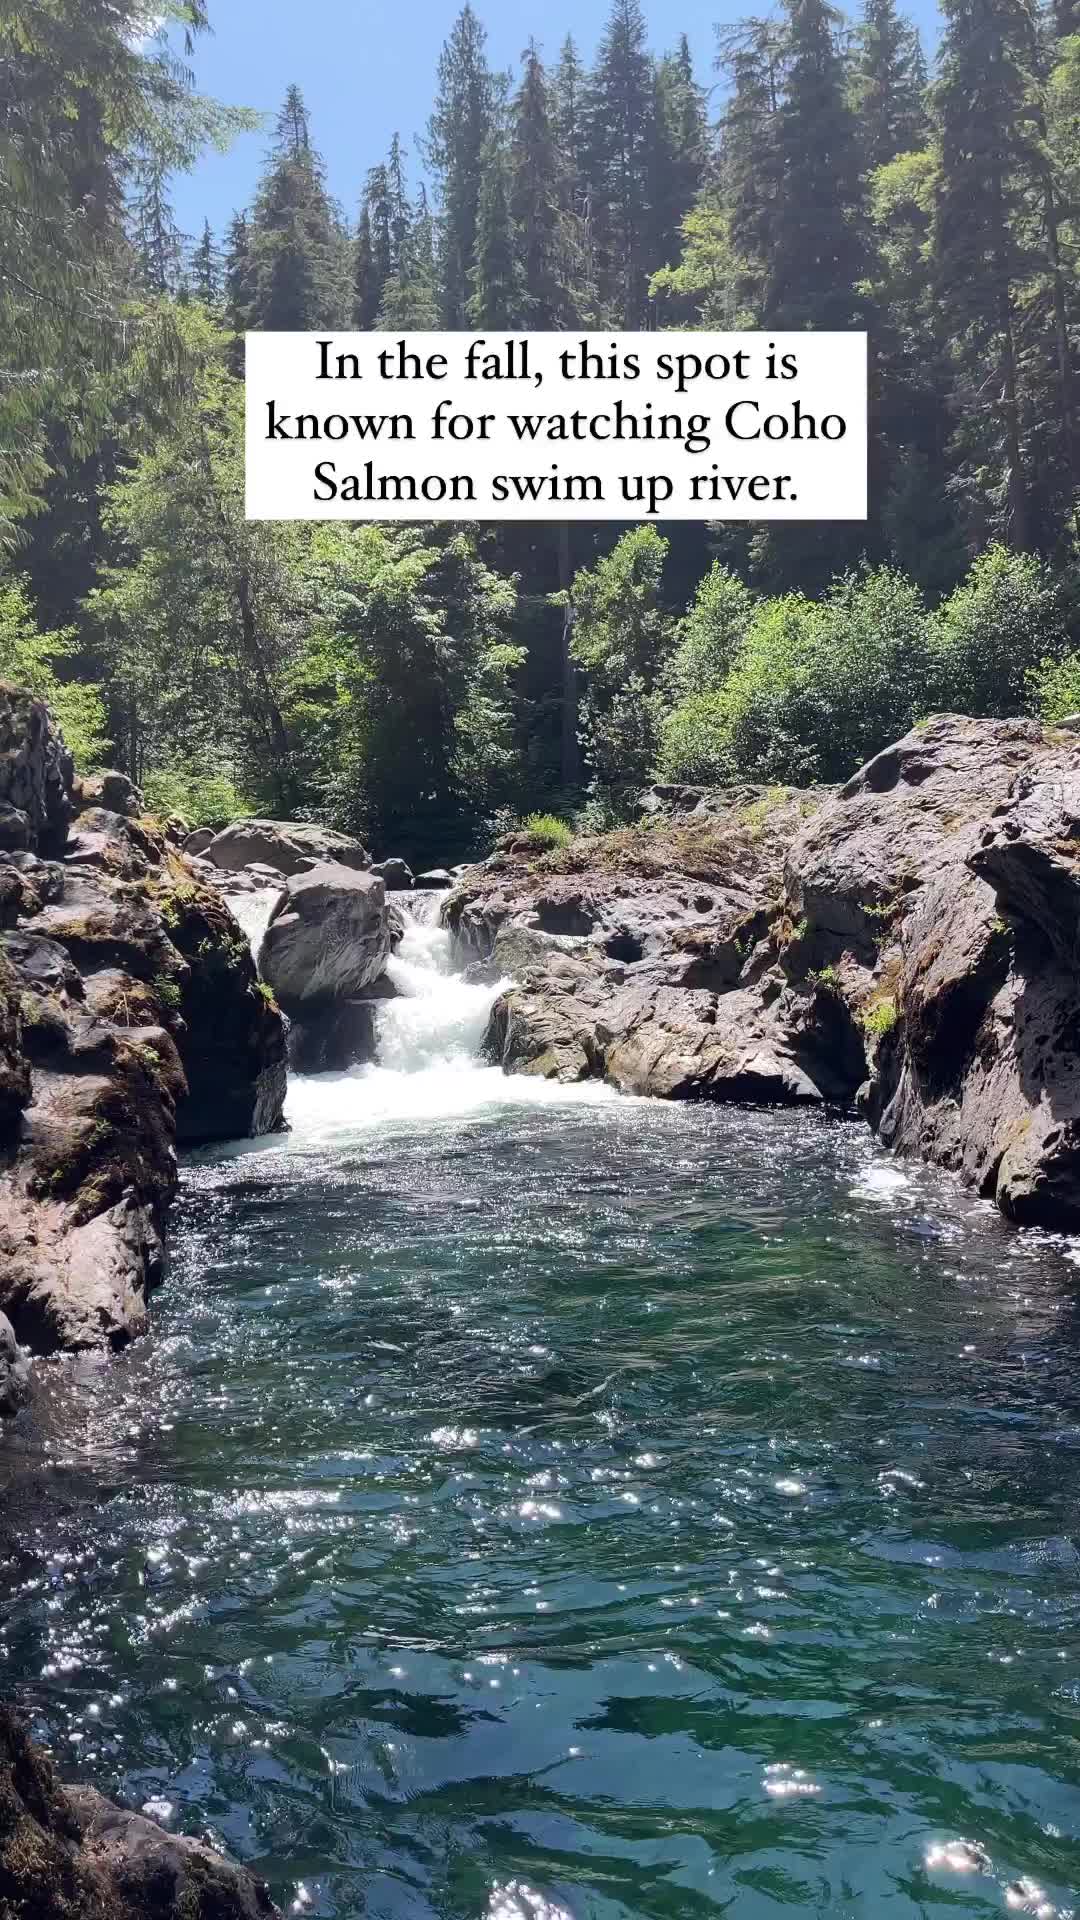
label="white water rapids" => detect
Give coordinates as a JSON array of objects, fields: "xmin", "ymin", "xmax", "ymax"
[{"xmin": 224, "ymin": 884, "xmax": 618, "ymax": 1146}]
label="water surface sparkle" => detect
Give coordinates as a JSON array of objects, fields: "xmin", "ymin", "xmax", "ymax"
[{"xmin": 3, "ymin": 1085, "xmax": 1080, "ymax": 1919}]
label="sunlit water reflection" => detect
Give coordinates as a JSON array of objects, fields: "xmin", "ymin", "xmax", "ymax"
[{"xmin": 2, "ymin": 913, "xmax": 1080, "ymax": 1918}]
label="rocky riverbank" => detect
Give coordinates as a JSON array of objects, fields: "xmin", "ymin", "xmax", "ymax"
[
  {"xmin": 446, "ymin": 713, "xmax": 1080, "ymax": 1231},
  {"xmin": 0, "ymin": 685, "xmax": 287, "ymax": 1384}
]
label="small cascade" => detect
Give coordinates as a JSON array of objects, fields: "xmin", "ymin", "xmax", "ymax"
[
  {"xmin": 284, "ymin": 887, "xmax": 618, "ymax": 1141},
  {"xmin": 377, "ymin": 890, "xmax": 499, "ymax": 1073}
]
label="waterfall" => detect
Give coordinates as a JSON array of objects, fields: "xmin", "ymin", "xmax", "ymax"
[
  {"xmin": 284, "ymin": 889, "xmax": 618, "ymax": 1143},
  {"xmin": 376, "ymin": 892, "xmax": 502, "ymax": 1073}
]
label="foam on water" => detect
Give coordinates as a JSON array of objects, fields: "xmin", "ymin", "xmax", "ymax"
[{"xmin": 280, "ymin": 888, "xmax": 621, "ymax": 1144}]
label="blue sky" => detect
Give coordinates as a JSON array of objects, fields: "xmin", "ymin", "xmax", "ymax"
[{"xmin": 172, "ymin": 0, "xmax": 943, "ymax": 244}]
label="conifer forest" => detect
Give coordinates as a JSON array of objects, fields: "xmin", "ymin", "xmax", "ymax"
[{"xmin": 6, "ymin": 0, "xmax": 1080, "ymax": 861}]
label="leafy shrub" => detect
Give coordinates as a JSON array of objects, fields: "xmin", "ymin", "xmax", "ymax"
[
  {"xmin": 1028, "ymin": 651, "xmax": 1080, "ymax": 724},
  {"xmin": 862, "ymin": 994, "xmax": 898, "ymax": 1036},
  {"xmin": 927, "ymin": 545, "xmax": 1070, "ymax": 717},
  {"xmin": 664, "ymin": 562, "xmax": 756, "ymax": 700},
  {"xmin": 0, "ymin": 578, "xmax": 109, "ymax": 770},
  {"xmin": 141, "ymin": 765, "xmax": 251, "ymax": 826}
]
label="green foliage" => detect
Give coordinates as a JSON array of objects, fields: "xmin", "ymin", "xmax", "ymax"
[
  {"xmin": 566, "ymin": 527, "xmax": 674, "ymax": 787},
  {"xmin": 659, "ymin": 566, "xmax": 932, "ymax": 786},
  {"xmin": 862, "ymin": 994, "xmax": 898, "ymax": 1036},
  {"xmin": 142, "ymin": 765, "xmax": 250, "ymax": 826},
  {"xmin": 0, "ymin": 579, "xmax": 109, "ymax": 769},
  {"xmin": 927, "ymin": 545, "xmax": 1070, "ymax": 717},
  {"xmin": 522, "ymin": 812, "xmax": 574, "ymax": 848},
  {"xmin": 1029, "ymin": 652, "xmax": 1080, "ymax": 723},
  {"xmin": 286, "ymin": 524, "xmax": 521, "ymax": 864}
]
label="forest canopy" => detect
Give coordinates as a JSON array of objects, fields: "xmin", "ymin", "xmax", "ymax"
[{"xmin": 4, "ymin": 0, "xmax": 1080, "ymax": 862}]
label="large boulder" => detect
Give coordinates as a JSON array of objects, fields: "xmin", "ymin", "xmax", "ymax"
[
  {"xmin": 204, "ymin": 817, "xmax": 369, "ymax": 876},
  {"xmin": 371, "ymin": 855, "xmax": 414, "ymax": 889},
  {"xmin": 259, "ymin": 863, "xmax": 391, "ymax": 1068},
  {"xmin": 0, "ymin": 1706, "xmax": 281, "ymax": 1917}
]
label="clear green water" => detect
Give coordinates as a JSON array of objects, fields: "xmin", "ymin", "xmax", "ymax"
[{"xmin": 3, "ymin": 1089, "xmax": 1080, "ymax": 1920}]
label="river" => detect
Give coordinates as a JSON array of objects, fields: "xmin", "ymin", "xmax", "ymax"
[{"xmin": 2, "ymin": 895, "xmax": 1079, "ymax": 1919}]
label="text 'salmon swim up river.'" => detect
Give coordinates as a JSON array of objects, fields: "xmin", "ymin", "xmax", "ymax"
[{"xmin": 3, "ymin": 887, "xmax": 1080, "ymax": 1920}]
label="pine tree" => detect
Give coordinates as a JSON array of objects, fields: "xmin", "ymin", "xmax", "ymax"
[
  {"xmin": 468, "ymin": 128, "xmax": 520, "ymax": 327},
  {"xmin": 934, "ymin": 0, "xmax": 1042, "ymax": 548},
  {"xmin": 224, "ymin": 212, "xmax": 256, "ymax": 332},
  {"xmin": 715, "ymin": 20, "xmax": 785, "ymax": 322},
  {"xmin": 554, "ymin": 35, "xmax": 588, "ymax": 195},
  {"xmin": 190, "ymin": 219, "xmax": 222, "ymax": 307},
  {"xmin": 129, "ymin": 155, "xmax": 185, "ymax": 295},
  {"xmin": 645, "ymin": 37, "xmax": 708, "ymax": 278},
  {"xmin": 765, "ymin": 0, "xmax": 868, "ymax": 328},
  {"xmin": 353, "ymin": 201, "xmax": 378, "ymax": 327},
  {"xmin": 586, "ymin": 0, "xmax": 654, "ymax": 325},
  {"xmin": 856, "ymin": 0, "xmax": 927, "ymax": 172},
  {"xmin": 510, "ymin": 44, "xmax": 582, "ymax": 325},
  {"xmin": 377, "ymin": 186, "xmax": 440, "ymax": 328},
  {"xmin": 247, "ymin": 85, "xmax": 348, "ymax": 329},
  {"xmin": 427, "ymin": 6, "xmax": 495, "ymax": 326}
]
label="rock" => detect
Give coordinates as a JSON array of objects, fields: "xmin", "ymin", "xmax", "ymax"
[
  {"xmin": 0, "ymin": 1706, "xmax": 282, "ymax": 1918},
  {"xmin": 183, "ymin": 825, "xmax": 215, "ymax": 857},
  {"xmin": 244, "ymin": 861, "xmax": 287, "ymax": 888},
  {"xmin": 0, "ymin": 801, "xmax": 32, "ymax": 850},
  {"xmin": 0, "ymin": 1310, "xmax": 29, "ymax": 1416},
  {"xmin": 371, "ymin": 856, "xmax": 414, "ymax": 889},
  {"xmin": 458, "ymin": 720, "xmax": 1080, "ymax": 1229},
  {"xmin": 204, "ymin": 818, "xmax": 369, "ymax": 876},
  {"xmin": 260, "ymin": 864, "xmax": 390, "ymax": 1008},
  {"xmin": 259, "ymin": 866, "xmax": 390, "ymax": 1069},
  {"xmin": 0, "ymin": 692, "xmax": 288, "ymax": 1359},
  {"xmin": 415, "ymin": 867, "xmax": 453, "ymax": 889},
  {"xmin": 287, "ymin": 997, "xmax": 379, "ymax": 1072},
  {"xmin": 72, "ymin": 768, "xmax": 143, "ymax": 817},
  {"xmin": 0, "ymin": 682, "xmax": 73, "ymax": 855}
]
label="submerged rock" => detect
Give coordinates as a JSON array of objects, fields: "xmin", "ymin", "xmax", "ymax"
[
  {"xmin": 0, "ymin": 1706, "xmax": 281, "ymax": 1917},
  {"xmin": 204, "ymin": 817, "xmax": 369, "ymax": 877}
]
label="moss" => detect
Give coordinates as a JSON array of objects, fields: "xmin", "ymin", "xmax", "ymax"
[
  {"xmin": 152, "ymin": 974, "xmax": 182, "ymax": 1012},
  {"xmin": 255, "ymin": 979, "xmax": 279, "ymax": 1012}
]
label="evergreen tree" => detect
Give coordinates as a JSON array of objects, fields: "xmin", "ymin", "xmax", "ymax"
[
  {"xmin": 247, "ymin": 85, "xmax": 347, "ymax": 329},
  {"xmin": 716, "ymin": 23, "xmax": 785, "ymax": 322},
  {"xmin": 224, "ymin": 211, "xmax": 256, "ymax": 333},
  {"xmin": 129, "ymin": 155, "xmax": 185, "ymax": 295},
  {"xmin": 376, "ymin": 186, "xmax": 440, "ymax": 327},
  {"xmin": 510, "ymin": 44, "xmax": 583, "ymax": 326},
  {"xmin": 645, "ymin": 37, "xmax": 708, "ymax": 277},
  {"xmin": 353, "ymin": 200, "xmax": 378, "ymax": 327},
  {"xmin": 934, "ymin": 0, "xmax": 1042, "ymax": 548},
  {"xmin": 587, "ymin": 0, "xmax": 654, "ymax": 324},
  {"xmin": 427, "ymin": 6, "xmax": 495, "ymax": 326},
  {"xmin": 856, "ymin": 0, "xmax": 927, "ymax": 172},
  {"xmin": 191, "ymin": 218, "xmax": 222, "ymax": 306},
  {"xmin": 766, "ymin": 0, "xmax": 868, "ymax": 328},
  {"xmin": 469, "ymin": 128, "xmax": 520, "ymax": 328}
]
